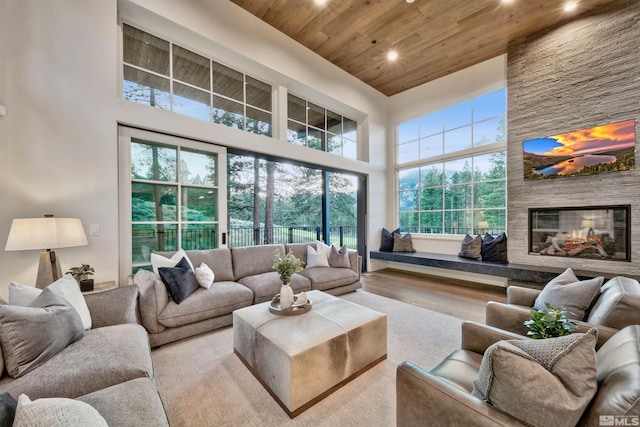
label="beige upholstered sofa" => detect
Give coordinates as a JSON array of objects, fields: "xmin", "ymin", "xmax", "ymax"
[
  {"xmin": 396, "ymin": 321, "xmax": 640, "ymax": 427},
  {"xmin": 486, "ymin": 275, "xmax": 640, "ymax": 349},
  {"xmin": 134, "ymin": 242, "xmax": 362, "ymax": 347},
  {"xmin": 0, "ymin": 286, "xmax": 169, "ymax": 426}
]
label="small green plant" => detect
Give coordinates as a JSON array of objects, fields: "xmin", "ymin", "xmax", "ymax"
[
  {"xmin": 272, "ymin": 249, "xmax": 303, "ymax": 285},
  {"xmin": 524, "ymin": 302, "xmax": 578, "ymax": 339},
  {"xmin": 66, "ymin": 264, "xmax": 95, "ymax": 281}
]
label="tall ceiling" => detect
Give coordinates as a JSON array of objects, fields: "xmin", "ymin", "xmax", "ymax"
[{"xmin": 231, "ymin": 0, "xmax": 618, "ymax": 96}]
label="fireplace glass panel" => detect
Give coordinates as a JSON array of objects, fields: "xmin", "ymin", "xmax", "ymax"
[{"xmin": 529, "ymin": 205, "xmax": 629, "ymax": 261}]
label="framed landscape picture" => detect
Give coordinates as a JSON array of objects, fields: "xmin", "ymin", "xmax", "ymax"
[{"xmin": 523, "ymin": 119, "xmax": 636, "ymax": 180}]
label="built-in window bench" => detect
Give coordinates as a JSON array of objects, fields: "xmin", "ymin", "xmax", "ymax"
[{"xmin": 369, "ymin": 250, "xmax": 615, "ymax": 288}]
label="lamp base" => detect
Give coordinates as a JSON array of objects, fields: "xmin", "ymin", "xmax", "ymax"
[{"xmin": 36, "ymin": 250, "xmax": 62, "ymax": 289}]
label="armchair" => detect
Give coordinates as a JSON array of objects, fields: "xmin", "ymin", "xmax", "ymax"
[{"xmin": 397, "ymin": 322, "xmax": 640, "ymax": 427}]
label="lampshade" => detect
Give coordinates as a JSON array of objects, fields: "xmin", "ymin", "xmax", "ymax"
[
  {"xmin": 477, "ymin": 221, "xmax": 489, "ymax": 228},
  {"xmin": 580, "ymin": 219, "xmax": 596, "ymax": 228},
  {"xmin": 5, "ymin": 217, "xmax": 88, "ymax": 251}
]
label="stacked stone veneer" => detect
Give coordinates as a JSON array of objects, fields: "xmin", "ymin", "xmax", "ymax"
[{"xmin": 506, "ymin": 0, "xmax": 640, "ymax": 276}]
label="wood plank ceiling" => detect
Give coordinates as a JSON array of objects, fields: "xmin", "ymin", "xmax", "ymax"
[{"xmin": 231, "ymin": 0, "xmax": 618, "ymax": 96}]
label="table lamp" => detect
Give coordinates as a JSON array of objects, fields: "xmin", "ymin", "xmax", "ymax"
[{"xmin": 5, "ymin": 215, "xmax": 88, "ymax": 289}]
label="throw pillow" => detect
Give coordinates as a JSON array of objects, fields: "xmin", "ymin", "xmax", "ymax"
[
  {"xmin": 533, "ymin": 268, "xmax": 604, "ymax": 320},
  {"xmin": 393, "ymin": 232, "xmax": 416, "ymax": 252},
  {"xmin": 8, "ymin": 276, "xmax": 92, "ymax": 330},
  {"xmin": 329, "ymin": 245, "xmax": 351, "ymax": 268},
  {"xmin": 150, "ymin": 248, "xmax": 194, "ymax": 274},
  {"xmin": 481, "ymin": 233, "xmax": 508, "ymax": 262},
  {"xmin": 0, "ymin": 393, "xmax": 17, "ymax": 427},
  {"xmin": 13, "ymin": 394, "xmax": 108, "ymax": 427},
  {"xmin": 315, "ymin": 240, "xmax": 340, "ymax": 261},
  {"xmin": 306, "ymin": 245, "xmax": 330, "ymax": 268},
  {"xmin": 0, "ymin": 288, "xmax": 84, "ymax": 378},
  {"xmin": 379, "ymin": 228, "xmax": 400, "ymax": 252},
  {"xmin": 194, "ymin": 263, "xmax": 215, "ymax": 289},
  {"xmin": 458, "ymin": 234, "xmax": 482, "ymax": 260},
  {"xmin": 472, "ymin": 329, "xmax": 598, "ymax": 427},
  {"xmin": 586, "ymin": 276, "xmax": 640, "ymax": 329},
  {"xmin": 158, "ymin": 257, "xmax": 199, "ymax": 304}
]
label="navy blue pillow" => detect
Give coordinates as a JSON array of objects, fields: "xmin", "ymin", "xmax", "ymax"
[
  {"xmin": 0, "ymin": 392, "xmax": 17, "ymax": 427},
  {"xmin": 379, "ymin": 228, "xmax": 400, "ymax": 252},
  {"xmin": 158, "ymin": 257, "xmax": 199, "ymax": 304},
  {"xmin": 481, "ymin": 233, "xmax": 508, "ymax": 263}
]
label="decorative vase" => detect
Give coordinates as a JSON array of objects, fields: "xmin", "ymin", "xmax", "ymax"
[{"xmin": 280, "ymin": 283, "xmax": 294, "ymax": 309}]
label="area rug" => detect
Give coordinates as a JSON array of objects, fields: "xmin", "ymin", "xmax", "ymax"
[{"xmin": 151, "ymin": 290, "xmax": 463, "ymax": 426}]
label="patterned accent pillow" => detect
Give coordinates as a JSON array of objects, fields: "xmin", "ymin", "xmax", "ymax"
[
  {"xmin": 458, "ymin": 234, "xmax": 482, "ymax": 260},
  {"xmin": 533, "ymin": 268, "xmax": 604, "ymax": 320},
  {"xmin": 472, "ymin": 329, "xmax": 598, "ymax": 427},
  {"xmin": 13, "ymin": 394, "xmax": 108, "ymax": 427},
  {"xmin": 393, "ymin": 233, "xmax": 416, "ymax": 253}
]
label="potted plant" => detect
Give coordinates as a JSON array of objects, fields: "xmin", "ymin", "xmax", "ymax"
[
  {"xmin": 272, "ymin": 249, "xmax": 303, "ymax": 309},
  {"xmin": 66, "ymin": 263, "xmax": 95, "ymax": 292},
  {"xmin": 524, "ymin": 302, "xmax": 578, "ymax": 339}
]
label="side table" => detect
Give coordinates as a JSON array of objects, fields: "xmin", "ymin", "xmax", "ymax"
[{"xmin": 82, "ymin": 280, "xmax": 117, "ymax": 294}]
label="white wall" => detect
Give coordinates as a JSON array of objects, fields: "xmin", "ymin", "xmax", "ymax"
[{"xmin": 0, "ymin": 0, "xmax": 389, "ymax": 298}]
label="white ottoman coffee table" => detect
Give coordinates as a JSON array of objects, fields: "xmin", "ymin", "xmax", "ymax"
[{"xmin": 233, "ymin": 290, "xmax": 387, "ymax": 417}]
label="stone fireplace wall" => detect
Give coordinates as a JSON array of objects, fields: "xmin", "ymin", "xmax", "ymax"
[{"xmin": 506, "ymin": 0, "xmax": 640, "ymax": 276}]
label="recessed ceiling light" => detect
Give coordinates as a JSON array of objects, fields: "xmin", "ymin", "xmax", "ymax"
[
  {"xmin": 387, "ymin": 51, "xmax": 398, "ymax": 61},
  {"xmin": 564, "ymin": 2, "xmax": 577, "ymax": 11},
  {"xmin": 406, "ymin": 0, "xmax": 415, "ymax": 3},
  {"xmin": 314, "ymin": 0, "xmax": 327, "ymax": 5}
]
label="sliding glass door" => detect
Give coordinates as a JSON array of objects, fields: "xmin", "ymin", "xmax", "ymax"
[{"xmin": 118, "ymin": 127, "xmax": 227, "ymax": 277}]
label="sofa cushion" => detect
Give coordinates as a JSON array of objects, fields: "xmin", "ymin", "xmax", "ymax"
[
  {"xmin": 0, "ymin": 324, "xmax": 152, "ymax": 399},
  {"xmin": 284, "ymin": 243, "xmax": 312, "ymax": 265},
  {"xmin": 329, "ymin": 245, "xmax": 351, "ymax": 268},
  {"xmin": 458, "ymin": 234, "xmax": 482, "ymax": 260},
  {"xmin": 158, "ymin": 282, "xmax": 254, "ymax": 328},
  {"xmin": 13, "ymin": 394, "xmax": 108, "ymax": 427},
  {"xmin": 587, "ymin": 276, "xmax": 640, "ymax": 329},
  {"xmin": 237, "ymin": 272, "xmax": 311, "ymax": 303},
  {"xmin": 0, "ymin": 289, "xmax": 84, "ymax": 378},
  {"xmin": 472, "ymin": 329, "xmax": 598, "ymax": 427},
  {"xmin": 231, "ymin": 244, "xmax": 285, "ymax": 280},
  {"xmin": 298, "ymin": 267, "xmax": 359, "ymax": 291},
  {"xmin": 533, "ymin": 268, "xmax": 603, "ymax": 320},
  {"xmin": 9, "ymin": 276, "xmax": 92, "ymax": 330},
  {"xmin": 77, "ymin": 378, "xmax": 169, "ymax": 427},
  {"xmin": 184, "ymin": 248, "xmax": 235, "ymax": 282},
  {"xmin": 580, "ymin": 325, "xmax": 640, "ymax": 424},
  {"xmin": 158, "ymin": 257, "xmax": 199, "ymax": 304}
]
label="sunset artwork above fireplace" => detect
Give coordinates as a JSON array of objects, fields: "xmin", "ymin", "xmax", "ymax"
[{"xmin": 523, "ymin": 119, "xmax": 636, "ymax": 181}]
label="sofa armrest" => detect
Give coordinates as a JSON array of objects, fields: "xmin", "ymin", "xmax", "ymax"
[
  {"xmin": 485, "ymin": 301, "xmax": 617, "ymax": 349},
  {"xmin": 460, "ymin": 321, "xmax": 528, "ymax": 354},
  {"xmin": 506, "ymin": 286, "xmax": 541, "ymax": 306},
  {"xmin": 132, "ymin": 269, "xmax": 169, "ymax": 334},
  {"xmin": 84, "ymin": 285, "xmax": 139, "ymax": 328},
  {"xmin": 396, "ymin": 361, "xmax": 528, "ymax": 427},
  {"xmin": 348, "ymin": 252, "xmax": 361, "ymax": 279}
]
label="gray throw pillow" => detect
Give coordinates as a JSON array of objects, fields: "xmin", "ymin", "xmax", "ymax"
[
  {"xmin": 0, "ymin": 288, "xmax": 84, "ymax": 378},
  {"xmin": 472, "ymin": 329, "xmax": 598, "ymax": 427},
  {"xmin": 393, "ymin": 233, "xmax": 416, "ymax": 252},
  {"xmin": 329, "ymin": 245, "xmax": 351, "ymax": 268},
  {"xmin": 533, "ymin": 268, "xmax": 604, "ymax": 320},
  {"xmin": 458, "ymin": 234, "xmax": 482, "ymax": 259}
]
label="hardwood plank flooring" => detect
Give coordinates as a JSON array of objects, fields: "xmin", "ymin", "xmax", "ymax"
[{"xmin": 361, "ymin": 268, "xmax": 507, "ymax": 324}]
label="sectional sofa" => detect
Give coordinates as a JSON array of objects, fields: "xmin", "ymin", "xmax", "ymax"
[
  {"xmin": 0, "ymin": 285, "xmax": 169, "ymax": 426},
  {"xmin": 134, "ymin": 242, "xmax": 362, "ymax": 347}
]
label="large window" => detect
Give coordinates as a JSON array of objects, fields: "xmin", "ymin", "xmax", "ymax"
[
  {"xmin": 396, "ymin": 88, "xmax": 506, "ymax": 235},
  {"xmin": 287, "ymin": 94, "xmax": 358, "ymax": 160},
  {"xmin": 227, "ymin": 153, "xmax": 361, "ymax": 250},
  {"xmin": 122, "ymin": 23, "xmax": 272, "ymax": 137}
]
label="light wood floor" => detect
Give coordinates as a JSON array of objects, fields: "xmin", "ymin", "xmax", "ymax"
[{"xmin": 361, "ymin": 268, "xmax": 507, "ymax": 324}]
